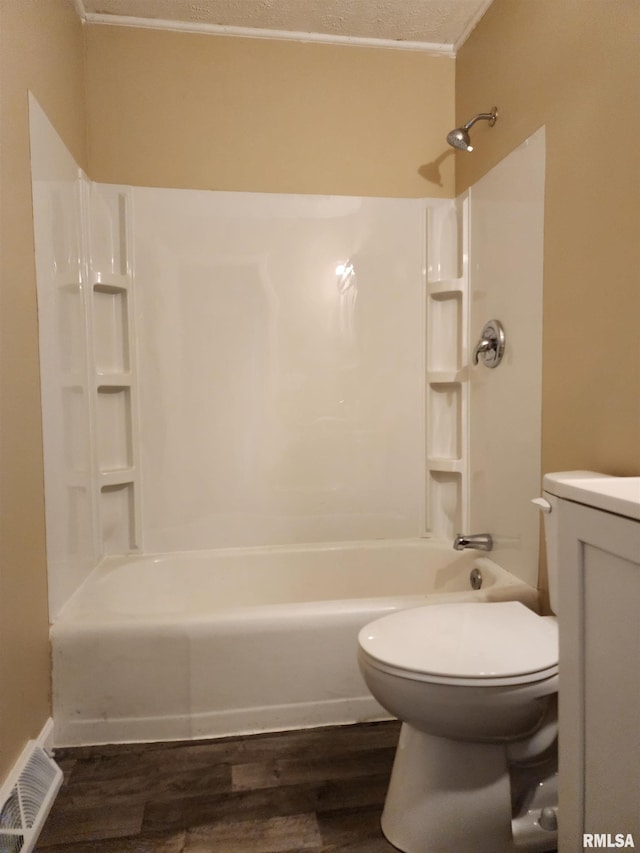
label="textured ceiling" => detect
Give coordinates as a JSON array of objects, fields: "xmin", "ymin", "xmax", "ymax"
[{"xmin": 77, "ymin": 0, "xmax": 493, "ymax": 53}]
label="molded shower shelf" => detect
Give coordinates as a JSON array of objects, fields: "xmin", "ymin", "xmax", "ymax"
[
  {"xmin": 87, "ymin": 184, "xmax": 140, "ymax": 556},
  {"xmin": 100, "ymin": 468, "xmax": 135, "ymax": 487},
  {"xmin": 427, "ymin": 292, "xmax": 462, "ymax": 373},
  {"xmin": 100, "ymin": 481, "xmax": 136, "ymax": 554},
  {"xmin": 425, "ymin": 196, "xmax": 469, "ymax": 538},
  {"xmin": 96, "ymin": 374, "xmax": 132, "ymax": 388},
  {"xmin": 428, "ymin": 471, "xmax": 463, "ymax": 539},
  {"xmin": 427, "ymin": 370, "xmax": 466, "ymax": 384},
  {"xmin": 427, "ymin": 459, "xmax": 464, "ymax": 473},
  {"xmin": 93, "ymin": 278, "xmax": 129, "ymax": 293},
  {"xmin": 95, "ymin": 383, "xmax": 134, "ymax": 477},
  {"xmin": 428, "ymin": 382, "xmax": 462, "ymax": 460},
  {"xmin": 93, "ymin": 282, "xmax": 130, "ymax": 374},
  {"xmin": 428, "ymin": 280, "xmax": 464, "ymax": 297}
]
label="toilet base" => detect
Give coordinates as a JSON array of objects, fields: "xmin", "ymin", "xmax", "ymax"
[{"xmin": 381, "ymin": 724, "xmax": 514, "ymax": 853}]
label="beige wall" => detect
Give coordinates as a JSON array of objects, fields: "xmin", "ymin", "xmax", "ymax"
[
  {"xmin": 456, "ymin": 0, "xmax": 640, "ymax": 477},
  {"xmin": 84, "ymin": 25, "xmax": 455, "ymax": 198},
  {"xmin": 0, "ymin": 0, "xmax": 86, "ymax": 780}
]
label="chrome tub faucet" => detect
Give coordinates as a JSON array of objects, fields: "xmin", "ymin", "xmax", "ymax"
[{"xmin": 453, "ymin": 533, "xmax": 493, "ymax": 552}]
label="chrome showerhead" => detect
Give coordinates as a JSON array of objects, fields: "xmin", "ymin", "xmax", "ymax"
[
  {"xmin": 447, "ymin": 108, "xmax": 498, "ymax": 152},
  {"xmin": 447, "ymin": 126, "xmax": 473, "ymax": 151}
]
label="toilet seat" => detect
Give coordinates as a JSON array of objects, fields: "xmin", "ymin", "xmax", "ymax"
[{"xmin": 358, "ymin": 601, "xmax": 558, "ymax": 687}]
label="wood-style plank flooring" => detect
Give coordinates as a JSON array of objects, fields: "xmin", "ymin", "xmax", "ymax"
[{"xmin": 35, "ymin": 721, "xmax": 401, "ymax": 852}]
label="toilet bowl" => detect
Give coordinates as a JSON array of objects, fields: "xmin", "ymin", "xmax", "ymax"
[{"xmin": 358, "ymin": 600, "xmax": 559, "ymax": 853}]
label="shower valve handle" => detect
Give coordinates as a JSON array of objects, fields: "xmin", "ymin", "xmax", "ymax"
[{"xmin": 472, "ymin": 319, "xmax": 505, "ymax": 368}]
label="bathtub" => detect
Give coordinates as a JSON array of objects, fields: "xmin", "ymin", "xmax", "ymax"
[{"xmin": 51, "ymin": 538, "xmax": 538, "ymax": 746}]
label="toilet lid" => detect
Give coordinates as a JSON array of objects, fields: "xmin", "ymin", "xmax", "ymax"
[{"xmin": 358, "ymin": 601, "xmax": 558, "ymax": 681}]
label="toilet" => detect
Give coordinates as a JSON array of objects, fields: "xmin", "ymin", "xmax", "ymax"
[{"xmin": 358, "ymin": 495, "xmax": 562, "ymax": 853}]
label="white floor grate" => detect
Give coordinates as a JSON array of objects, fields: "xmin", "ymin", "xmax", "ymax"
[{"xmin": 0, "ymin": 742, "xmax": 62, "ymax": 853}]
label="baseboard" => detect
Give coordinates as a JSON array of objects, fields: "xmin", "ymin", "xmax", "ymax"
[{"xmin": 36, "ymin": 718, "xmax": 55, "ymax": 756}]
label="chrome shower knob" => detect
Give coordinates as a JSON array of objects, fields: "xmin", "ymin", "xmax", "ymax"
[{"xmin": 472, "ymin": 319, "xmax": 505, "ymax": 368}]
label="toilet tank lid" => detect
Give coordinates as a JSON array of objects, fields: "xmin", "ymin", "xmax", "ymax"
[
  {"xmin": 543, "ymin": 471, "xmax": 640, "ymax": 521},
  {"xmin": 358, "ymin": 601, "xmax": 558, "ymax": 680}
]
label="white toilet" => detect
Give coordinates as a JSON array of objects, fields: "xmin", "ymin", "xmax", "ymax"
[{"xmin": 358, "ymin": 497, "xmax": 562, "ymax": 853}]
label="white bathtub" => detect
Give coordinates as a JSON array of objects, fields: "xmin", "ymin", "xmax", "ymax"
[{"xmin": 51, "ymin": 539, "xmax": 538, "ymax": 746}]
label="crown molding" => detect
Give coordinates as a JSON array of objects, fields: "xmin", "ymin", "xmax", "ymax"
[{"xmin": 75, "ymin": 4, "xmax": 458, "ymax": 56}]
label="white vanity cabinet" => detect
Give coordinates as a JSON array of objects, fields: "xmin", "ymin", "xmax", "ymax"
[{"xmin": 547, "ymin": 475, "xmax": 640, "ymax": 850}]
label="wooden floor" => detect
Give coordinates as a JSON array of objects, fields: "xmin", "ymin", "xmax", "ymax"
[{"xmin": 35, "ymin": 721, "xmax": 402, "ymax": 852}]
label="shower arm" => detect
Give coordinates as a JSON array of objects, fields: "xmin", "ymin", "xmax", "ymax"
[{"xmin": 464, "ymin": 110, "xmax": 498, "ymax": 131}]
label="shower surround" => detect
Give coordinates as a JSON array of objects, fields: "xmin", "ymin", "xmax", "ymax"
[{"xmin": 31, "ymin": 96, "xmax": 544, "ymax": 745}]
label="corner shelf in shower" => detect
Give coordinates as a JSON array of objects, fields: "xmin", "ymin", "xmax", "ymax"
[
  {"xmin": 424, "ymin": 197, "xmax": 470, "ymax": 540},
  {"xmin": 427, "ymin": 459, "xmax": 465, "ymax": 474},
  {"xmin": 428, "ymin": 280, "xmax": 464, "ymax": 298},
  {"xmin": 93, "ymin": 276, "xmax": 129, "ymax": 292},
  {"xmin": 87, "ymin": 184, "xmax": 140, "ymax": 556},
  {"xmin": 99, "ymin": 467, "xmax": 136, "ymax": 487},
  {"xmin": 427, "ymin": 369, "xmax": 467, "ymax": 384},
  {"xmin": 96, "ymin": 374, "xmax": 132, "ymax": 387}
]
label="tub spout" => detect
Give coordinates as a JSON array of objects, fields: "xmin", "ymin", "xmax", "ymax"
[{"xmin": 453, "ymin": 533, "xmax": 493, "ymax": 552}]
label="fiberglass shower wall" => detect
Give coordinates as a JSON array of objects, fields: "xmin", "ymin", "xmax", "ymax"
[
  {"xmin": 30, "ymin": 96, "xmax": 97, "ymax": 619},
  {"xmin": 467, "ymin": 128, "xmax": 545, "ymax": 589},
  {"xmin": 132, "ymin": 190, "xmax": 434, "ymax": 552},
  {"xmin": 31, "ymin": 96, "xmax": 141, "ymax": 618}
]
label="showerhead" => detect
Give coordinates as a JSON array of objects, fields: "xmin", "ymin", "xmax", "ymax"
[
  {"xmin": 447, "ymin": 126, "xmax": 473, "ymax": 151},
  {"xmin": 447, "ymin": 108, "xmax": 498, "ymax": 152}
]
